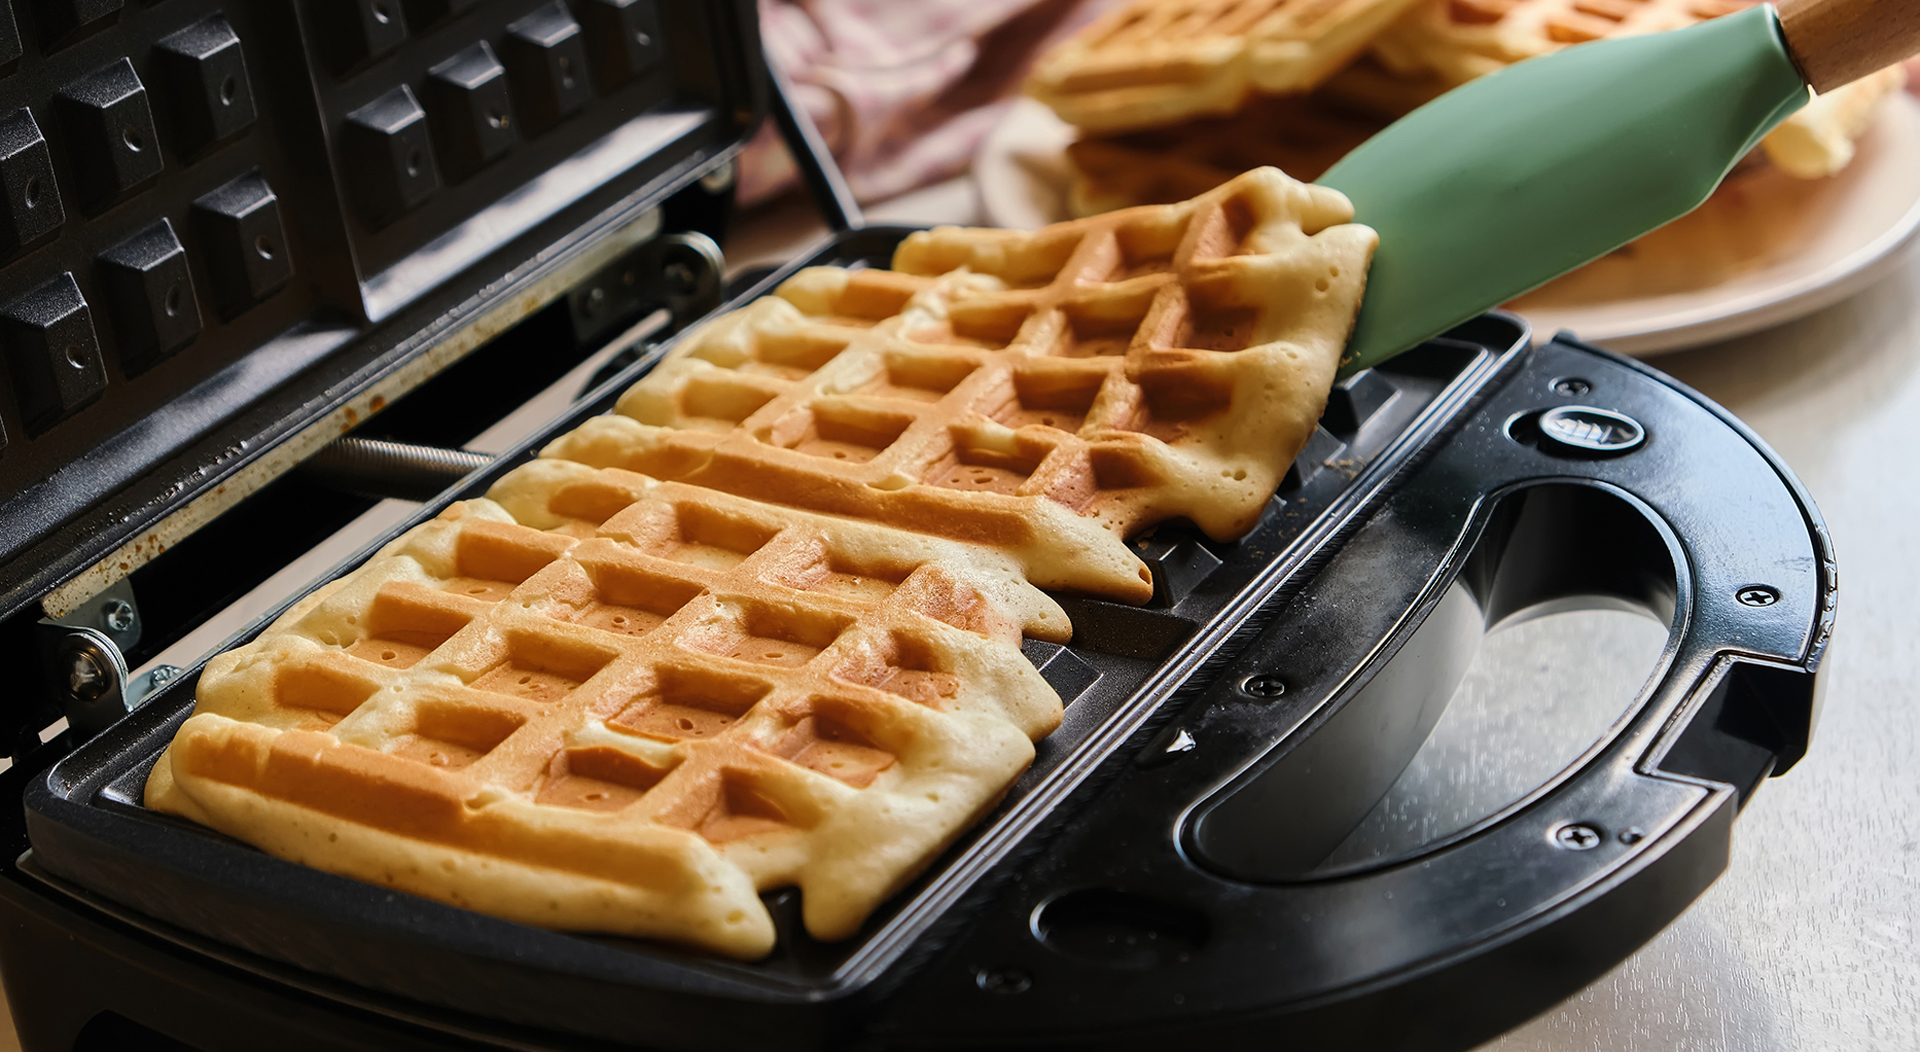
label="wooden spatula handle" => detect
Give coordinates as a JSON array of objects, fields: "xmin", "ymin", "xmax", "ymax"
[{"xmin": 1775, "ymin": 0, "xmax": 1920, "ymax": 92}]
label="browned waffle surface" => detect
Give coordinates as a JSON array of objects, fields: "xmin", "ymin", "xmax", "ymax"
[
  {"xmin": 1371, "ymin": 0, "xmax": 1753, "ymax": 85},
  {"xmin": 1370, "ymin": 0, "xmax": 1901, "ymax": 179},
  {"xmin": 1028, "ymin": 0, "xmax": 1432, "ymax": 132},
  {"xmin": 1066, "ymin": 93, "xmax": 1396, "ymax": 216},
  {"xmin": 146, "ymin": 462, "xmax": 1069, "ymax": 959},
  {"xmin": 147, "ymin": 168, "xmax": 1372, "ymax": 959},
  {"xmin": 544, "ymin": 168, "xmax": 1376, "ymax": 604}
]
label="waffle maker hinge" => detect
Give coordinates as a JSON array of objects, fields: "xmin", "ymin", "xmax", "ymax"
[{"xmin": 29, "ymin": 580, "xmax": 183, "ymax": 746}]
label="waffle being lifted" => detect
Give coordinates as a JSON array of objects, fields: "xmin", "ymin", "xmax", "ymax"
[
  {"xmin": 146, "ymin": 168, "xmax": 1375, "ymax": 959},
  {"xmin": 548, "ymin": 168, "xmax": 1376, "ymax": 603},
  {"xmin": 1028, "ymin": 0, "xmax": 1433, "ymax": 133}
]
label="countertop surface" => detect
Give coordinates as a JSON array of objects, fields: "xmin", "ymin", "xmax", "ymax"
[{"xmin": 1486, "ymin": 241, "xmax": 1920, "ymax": 1052}]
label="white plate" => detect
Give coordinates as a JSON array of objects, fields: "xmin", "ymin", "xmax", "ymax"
[{"xmin": 977, "ymin": 94, "xmax": 1920, "ymax": 356}]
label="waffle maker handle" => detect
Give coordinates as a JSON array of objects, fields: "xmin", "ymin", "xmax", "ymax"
[
  {"xmin": 881, "ymin": 333, "xmax": 1835, "ymax": 1051},
  {"xmin": 1195, "ymin": 334, "xmax": 1828, "ymax": 863}
]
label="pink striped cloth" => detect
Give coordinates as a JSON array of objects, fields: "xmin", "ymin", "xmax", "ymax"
[{"xmin": 738, "ymin": 0, "xmax": 1119, "ymax": 206}]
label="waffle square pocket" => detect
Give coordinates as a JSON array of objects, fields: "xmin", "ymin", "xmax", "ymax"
[
  {"xmin": 147, "ymin": 167, "xmax": 1374, "ymax": 959},
  {"xmin": 148, "ymin": 464, "xmax": 1068, "ymax": 959},
  {"xmin": 546, "ymin": 168, "xmax": 1377, "ymax": 603}
]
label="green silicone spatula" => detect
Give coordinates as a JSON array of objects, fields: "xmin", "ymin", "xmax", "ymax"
[{"xmin": 1320, "ymin": 0, "xmax": 1920, "ymax": 373}]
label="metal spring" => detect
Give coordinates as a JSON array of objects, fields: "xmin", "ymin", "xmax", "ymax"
[{"xmin": 300, "ymin": 437, "xmax": 497, "ymax": 503}]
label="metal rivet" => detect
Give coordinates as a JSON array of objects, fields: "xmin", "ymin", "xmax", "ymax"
[
  {"xmin": 102, "ymin": 599, "xmax": 135, "ymax": 633},
  {"xmin": 1551, "ymin": 377, "xmax": 1591, "ymax": 396},
  {"xmin": 975, "ymin": 967, "xmax": 1031, "ymax": 995},
  {"xmin": 1737, "ymin": 586, "xmax": 1779, "ymax": 607},
  {"xmin": 1240, "ymin": 674, "xmax": 1286, "ymax": 698},
  {"xmin": 1618, "ymin": 827, "xmax": 1646, "ymax": 845},
  {"xmin": 1553, "ymin": 823, "xmax": 1602, "ymax": 850},
  {"xmin": 68, "ymin": 652, "xmax": 108, "ymax": 702}
]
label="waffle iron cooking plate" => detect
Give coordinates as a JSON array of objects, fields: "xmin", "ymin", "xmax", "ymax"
[{"xmin": 9, "ymin": 223, "xmax": 1836, "ymax": 1051}]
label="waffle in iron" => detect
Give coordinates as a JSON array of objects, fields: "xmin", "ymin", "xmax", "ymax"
[
  {"xmin": 145, "ymin": 167, "xmax": 1376, "ymax": 959},
  {"xmin": 547, "ymin": 167, "xmax": 1377, "ymax": 603},
  {"xmin": 1027, "ymin": 0, "xmax": 1434, "ymax": 133},
  {"xmin": 146, "ymin": 466, "xmax": 1069, "ymax": 959}
]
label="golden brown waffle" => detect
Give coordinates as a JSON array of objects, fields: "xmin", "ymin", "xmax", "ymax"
[
  {"xmin": 1373, "ymin": 0, "xmax": 1902, "ymax": 179},
  {"xmin": 1028, "ymin": 0, "xmax": 1435, "ymax": 133},
  {"xmin": 1314, "ymin": 53, "xmax": 1451, "ymax": 119},
  {"xmin": 1065, "ymin": 93, "xmax": 1395, "ymax": 216},
  {"xmin": 147, "ymin": 169, "xmax": 1372, "ymax": 959},
  {"xmin": 1761, "ymin": 65, "xmax": 1906, "ymax": 178},
  {"xmin": 146, "ymin": 460, "xmax": 1069, "ymax": 959},
  {"xmin": 543, "ymin": 168, "xmax": 1377, "ymax": 603},
  {"xmin": 1370, "ymin": 0, "xmax": 1752, "ymax": 86}
]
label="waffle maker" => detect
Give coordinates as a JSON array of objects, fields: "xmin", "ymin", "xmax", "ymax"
[{"xmin": 0, "ymin": 2, "xmax": 1835, "ymax": 1049}]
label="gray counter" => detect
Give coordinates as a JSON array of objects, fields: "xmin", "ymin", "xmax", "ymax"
[{"xmin": 1484, "ymin": 249, "xmax": 1920, "ymax": 1052}]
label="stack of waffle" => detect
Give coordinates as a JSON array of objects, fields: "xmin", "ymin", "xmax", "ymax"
[
  {"xmin": 144, "ymin": 169, "xmax": 1377, "ymax": 960},
  {"xmin": 1034, "ymin": 0, "xmax": 1908, "ymax": 217}
]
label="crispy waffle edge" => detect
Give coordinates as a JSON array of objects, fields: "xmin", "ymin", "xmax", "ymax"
[{"xmin": 144, "ymin": 167, "xmax": 1375, "ymax": 960}]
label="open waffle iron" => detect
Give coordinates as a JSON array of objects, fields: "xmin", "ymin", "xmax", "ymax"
[{"xmin": 0, "ymin": 2, "xmax": 1834, "ymax": 1049}]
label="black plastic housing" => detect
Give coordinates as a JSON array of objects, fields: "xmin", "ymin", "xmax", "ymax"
[
  {"xmin": 8, "ymin": 230, "xmax": 1835, "ymax": 1051},
  {"xmin": 0, "ymin": 0, "xmax": 764, "ymax": 631}
]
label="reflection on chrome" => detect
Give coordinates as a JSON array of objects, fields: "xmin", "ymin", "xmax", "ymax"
[{"xmin": 1320, "ymin": 597, "xmax": 1670, "ymax": 870}]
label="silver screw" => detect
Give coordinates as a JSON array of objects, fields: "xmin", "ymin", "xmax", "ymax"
[
  {"xmin": 1618, "ymin": 827, "xmax": 1646, "ymax": 845},
  {"xmin": 1241, "ymin": 674, "xmax": 1287, "ymax": 698},
  {"xmin": 1554, "ymin": 823, "xmax": 1602, "ymax": 850},
  {"xmin": 1552, "ymin": 378, "xmax": 1592, "ymax": 396},
  {"xmin": 68, "ymin": 651, "xmax": 108, "ymax": 702},
  {"xmin": 1737, "ymin": 586, "xmax": 1779, "ymax": 607},
  {"xmin": 102, "ymin": 599, "xmax": 136, "ymax": 633}
]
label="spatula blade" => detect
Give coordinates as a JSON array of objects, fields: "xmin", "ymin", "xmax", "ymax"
[{"xmin": 1320, "ymin": 4, "xmax": 1809, "ymax": 373}]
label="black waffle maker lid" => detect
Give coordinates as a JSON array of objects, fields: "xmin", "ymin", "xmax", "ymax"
[{"xmin": 0, "ymin": 0, "xmax": 766, "ymax": 639}]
